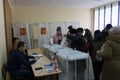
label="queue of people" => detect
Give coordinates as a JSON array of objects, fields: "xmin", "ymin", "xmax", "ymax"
[{"xmin": 52, "ymin": 24, "xmax": 120, "ymax": 80}]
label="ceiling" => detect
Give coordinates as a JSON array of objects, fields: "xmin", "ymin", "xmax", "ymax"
[{"xmin": 9, "ymin": 0, "xmax": 118, "ymax": 8}]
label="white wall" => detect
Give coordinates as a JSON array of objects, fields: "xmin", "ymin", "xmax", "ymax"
[
  {"xmin": 0, "ymin": 0, "xmax": 7, "ymax": 79},
  {"xmin": 11, "ymin": 6, "xmax": 92, "ymax": 30}
]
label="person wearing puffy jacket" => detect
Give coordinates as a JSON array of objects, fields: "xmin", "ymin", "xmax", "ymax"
[{"xmin": 97, "ymin": 26, "xmax": 120, "ymax": 80}]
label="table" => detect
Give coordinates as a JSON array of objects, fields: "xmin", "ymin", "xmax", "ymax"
[
  {"xmin": 43, "ymin": 44, "xmax": 89, "ymax": 80},
  {"xmin": 28, "ymin": 48, "xmax": 62, "ymax": 80}
]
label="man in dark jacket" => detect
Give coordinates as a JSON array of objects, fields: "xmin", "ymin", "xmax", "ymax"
[
  {"xmin": 65, "ymin": 28, "xmax": 86, "ymax": 80},
  {"xmin": 7, "ymin": 41, "xmax": 36, "ymax": 80},
  {"xmin": 67, "ymin": 28, "xmax": 85, "ymax": 51}
]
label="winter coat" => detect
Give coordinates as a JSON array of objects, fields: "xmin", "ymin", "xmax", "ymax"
[
  {"xmin": 97, "ymin": 34, "xmax": 120, "ymax": 80},
  {"xmin": 67, "ymin": 34, "xmax": 85, "ymax": 52},
  {"xmin": 92, "ymin": 41, "xmax": 104, "ymax": 62}
]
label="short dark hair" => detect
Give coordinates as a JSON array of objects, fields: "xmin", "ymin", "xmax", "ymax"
[
  {"xmin": 70, "ymin": 29, "xmax": 77, "ymax": 34},
  {"xmin": 102, "ymin": 29, "xmax": 109, "ymax": 41},
  {"xmin": 106, "ymin": 24, "xmax": 112, "ymax": 30},
  {"xmin": 94, "ymin": 30, "xmax": 103, "ymax": 41},
  {"xmin": 77, "ymin": 28, "xmax": 83, "ymax": 33},
  {"xmin": 68, "ymin": 25, "xmax": 73, "ymax": 30},
  {"xmin": 56, "ymin": 26, "xmax": 61, "ymax": 31},
  {"xmin": 17, "ymin": 41, "xmax": 25, "ymax": 48},
  {"xmin": 12, "ymin": 37, "xmax": 19, "ymax": 44}
]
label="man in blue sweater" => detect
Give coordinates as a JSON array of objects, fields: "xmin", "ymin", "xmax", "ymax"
[{"xmin": 7, "ymin": 41, "xmax": 36, "ymax": 80}]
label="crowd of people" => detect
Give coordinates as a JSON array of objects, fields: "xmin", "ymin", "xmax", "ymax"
[
  {"xmin": 52, "ymin": 24, "xmax": 120, "ymax": 80},
  {"xmin": 7, "ymin": 23, "xmax": 120, "ymax": 80}
]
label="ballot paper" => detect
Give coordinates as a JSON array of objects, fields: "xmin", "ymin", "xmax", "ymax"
[
  {"xmin": 60, "ymin": 37, "xmax": 66, "ymax": 47},
  {"xmin": 36, "ymin": 57, "xmax": 43, "ymax": 62},
  {"xmin": 96, "ymin": 44, "xmax": 104, "ymax": 61}
]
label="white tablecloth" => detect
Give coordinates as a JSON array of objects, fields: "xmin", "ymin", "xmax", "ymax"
[{"xmin": 43, "ymin": 44, "xmax": 89, "ymax": 61}]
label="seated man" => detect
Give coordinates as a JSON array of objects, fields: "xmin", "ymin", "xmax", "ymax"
[{"xmin": 7, "ymin": 41, "xmax": 36, "ymax": 80}]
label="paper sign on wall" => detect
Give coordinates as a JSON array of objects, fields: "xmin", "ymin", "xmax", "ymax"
[
  {"xmin": 20, "ymin": 28, "xmax": 26, "ymax": 36},
  {"xmin": 41, "ymin": 27, "xmax": 46, "ymax": 35}
]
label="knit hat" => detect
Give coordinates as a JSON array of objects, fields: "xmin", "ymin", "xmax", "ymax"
[{"xmin": 109, "ymin": 26, "xmax": 120, "ymax": 35}]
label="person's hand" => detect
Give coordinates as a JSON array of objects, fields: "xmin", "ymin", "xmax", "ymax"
[
  {"xmin": 96, "ymin": 50, "xmax": 101, "ymax": 54},
  {"xmin": 34, "ymin": 56, "xmax": 40, "ymax": 61},
  {"xmin": 64, "ymin": 34, "xmax": 67, "ymax": 37}
]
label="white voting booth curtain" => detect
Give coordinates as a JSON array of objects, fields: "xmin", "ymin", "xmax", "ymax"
[
  {"xmin": 13, "ymin": 22, "xmax": 80, "ymax": 49},
  {"xmin": 13, "ymin": 23, "xmax": 31, "ymax": 49},
  {"xmin": 37, "ymin": 22, "xmax": 80, "ymax": 48}
]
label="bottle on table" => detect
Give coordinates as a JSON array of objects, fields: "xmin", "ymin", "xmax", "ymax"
[{"xmin": 51, "ymin": 53, "xmax": 58, "ymax": 71}]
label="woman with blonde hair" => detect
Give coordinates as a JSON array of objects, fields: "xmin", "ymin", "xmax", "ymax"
[{"xmin": 97, "ymin": 26, "xmax": 120, "ymax": 80}]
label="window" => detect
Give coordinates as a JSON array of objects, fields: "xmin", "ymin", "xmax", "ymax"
[
  {"xmin": 112, "ymin": 2, "xmax": 118, "ymax": 26},
  {"xmin": 94, "ymin": 8, "xmax": 99, "ymax": 31},
  {"xmin": 94, "ymin": 2, "xmax": 119, "ymax": 31},
  {"xmin": 105, "ymin": 4, "xmax": 111, "ymax": 26},
  {"xmin": 99, "ymin": 6, "xmax": 104, "ymax": 31}
]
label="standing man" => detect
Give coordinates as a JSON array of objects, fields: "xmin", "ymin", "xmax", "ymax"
[{"xmin": 64, "ymin": 28, "xmax": 86, "ymax": 80}]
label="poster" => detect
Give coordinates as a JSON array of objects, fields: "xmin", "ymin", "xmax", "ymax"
[
  {"xmin": 20, "ymin": 28, "xmax": 26, "ymax": 36},
  {"xmin": 41, "ymin": 27, "xmax": 46, "ymax": 35}
]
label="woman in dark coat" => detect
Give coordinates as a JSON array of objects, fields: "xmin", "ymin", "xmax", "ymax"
[
  {"xmin": 92, "ymin": 30, "xmax": 104, "ymax": 80},
  {"xmin": 84, "ymin": 29, "xmax": 93, "ymax": 54}
]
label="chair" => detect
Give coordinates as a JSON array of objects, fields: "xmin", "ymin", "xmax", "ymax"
[
  {"xmin": 2, "ymin": 63, "xmax": 24, "ymax": 80},
  {"xmin": 6, "ymin": 72, "xmax": 24, "ymax": 80},
  {"xmin": 1, "ymin": 63, "xmax": 7, "ymax": 80},
  {"xmin": 6, "ymin": 71, "xmax": 11, "ymax": 80}
]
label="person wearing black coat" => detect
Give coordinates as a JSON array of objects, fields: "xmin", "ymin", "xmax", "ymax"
[
  {"xmin": 7, "ymin": 41, "xmax": 36, "ymax": 80},
  {"xmin": 65, "ymin": 28, "xmax": 86, "ymax": 80}
]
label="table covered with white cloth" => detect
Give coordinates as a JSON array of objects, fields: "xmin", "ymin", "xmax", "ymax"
[{"xmin": 43, "ymin": 44, "xmax": 89, "ymax": 80}]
